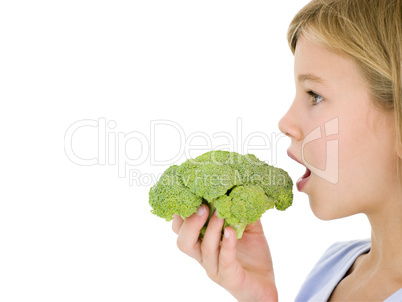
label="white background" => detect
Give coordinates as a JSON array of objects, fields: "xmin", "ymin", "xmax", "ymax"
[{"xmin": 0, "ymin": 0, "xmax": 370, "ymax": 301}]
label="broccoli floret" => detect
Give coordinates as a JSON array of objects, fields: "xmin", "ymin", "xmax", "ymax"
[
  {"xmin": 214, "ymin": 185, "xmax": 275, "ymax": 238},
  {"xmin": 149, "ymin": 165, "xmax": 203, "ymax": 221},
  {"xmin": 148, "ymin": 150, "xmax": 293, "ymax": 238}
]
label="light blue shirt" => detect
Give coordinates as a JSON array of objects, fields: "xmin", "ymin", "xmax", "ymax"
[{"xmin": 295, "ymin": 239, "xmax": 402, "ymax": 301}]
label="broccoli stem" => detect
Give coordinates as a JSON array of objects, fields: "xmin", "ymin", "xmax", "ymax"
[{"xmin": 224, "ymin": 221, "xmax": 247, "ymax": 239}]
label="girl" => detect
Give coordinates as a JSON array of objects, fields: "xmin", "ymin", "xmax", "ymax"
[{"xmin": 172, "ymin": 0, "xmax": 402, "ymax": 300}]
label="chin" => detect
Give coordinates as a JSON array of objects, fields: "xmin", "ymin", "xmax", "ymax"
[{"xmin": 308, "ymin": 197, "xmax": 346, "ymax": 221}]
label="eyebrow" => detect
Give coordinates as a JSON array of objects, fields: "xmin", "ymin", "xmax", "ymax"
[{"xmin": 297, "ymin": 73, "xmax": 327, "ymax": 85}]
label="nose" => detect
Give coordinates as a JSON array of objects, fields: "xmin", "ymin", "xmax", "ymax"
[{"xmin": 278, "ymin": 103, "xmax": 303, "ymax": 141}]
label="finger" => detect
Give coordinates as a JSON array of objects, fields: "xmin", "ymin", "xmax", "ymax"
[
  {"xmin": 244, "ymin": 219, "xmax": 264, "ymax": 235},
  {"xmin": 176, "ymin": 204, "xmax": 209, "ymax": 263},
  {"xmin": 172, "ymin": 214, "xmax": 184, "ymax": 235},
  {"xmin": 200, "ymin": 210, "xmax": 225, "ymax": 277},
  {"xmin": 218, "ymin": 227, "xmax": 242, "ymax": 281}
]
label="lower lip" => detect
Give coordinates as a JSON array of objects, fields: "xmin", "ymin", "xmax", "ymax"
[{"xmin": 296, "ymin": 168, "xmax": 311, "ymax": 192}]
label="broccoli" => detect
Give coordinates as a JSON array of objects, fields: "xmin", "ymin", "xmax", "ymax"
[{"xmin": 148, "ymin": 150, "xmax": 293, "ymax": 239}]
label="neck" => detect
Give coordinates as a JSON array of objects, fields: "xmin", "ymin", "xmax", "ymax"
[{"xmin": 366, "ymin": 198, "xmax": 402, "ymax": 270}]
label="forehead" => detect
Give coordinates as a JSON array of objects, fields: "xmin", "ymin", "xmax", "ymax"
[{"xmin": 294, "ymin": 34, "xmax": 361, "ymax": 85}]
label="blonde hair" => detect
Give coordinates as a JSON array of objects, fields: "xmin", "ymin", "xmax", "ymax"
[{"xmin": 287, "ymin": 0, "xmax": 402, "ymax": 176}]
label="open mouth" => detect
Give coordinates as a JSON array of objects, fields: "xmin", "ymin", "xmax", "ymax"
[
  {"xmin": 301, "ymin": 167, "xmax": 311, "ymax": 179},
  {"xmin": 287, "ymin": 150, "xmax": 311, "ymax": 192},
  {"xmin": 296, "ymin": 167, "xmax": 311, "ymax": 191}
]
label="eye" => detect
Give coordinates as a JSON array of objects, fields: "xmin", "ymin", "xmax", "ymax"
[{"xmin": 307, "ymin": 91, "xmax": 324, "ymax": 105}]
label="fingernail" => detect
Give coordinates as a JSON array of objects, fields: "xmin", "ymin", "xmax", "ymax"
[
  {"xmin": 214, "ymin": 209, "xmax": 218, "ymax": 216},
  {"xmin": 224, "ymin": 228, "xmax": 230, "ymax": 239},
  {"xmin": 197, "ymin": 205, "xmax": 206, "ymax": 216}
]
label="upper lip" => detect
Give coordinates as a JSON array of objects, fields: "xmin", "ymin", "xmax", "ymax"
[{"xmin": 287, "ymin": 150, "xmax": 305, "ymax": 166}]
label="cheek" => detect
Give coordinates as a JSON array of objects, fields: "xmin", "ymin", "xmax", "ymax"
[
  {"xmin": 339, "ymin": 119, "xmax": 398, "ymax": 198},
  {"xmin": 303, "ymin": 137, "xmax": 327, "ymax": 171},
  {"xmin": 335, "ymin": 115, "xmax": 378, "ymax": 199},
  {"xmin": 301, "ymin": 117, "xmax": 337, "ymax": 172},
  {"xmin": 309, "ymin": 109, "xmax": 398, "ymax": 219},
  {"xmin": 338, "ymin": 112, "xmax": 388, "ymax": 179}
]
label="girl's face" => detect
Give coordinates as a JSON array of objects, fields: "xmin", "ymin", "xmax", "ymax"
[{"xmin": 278, "ymin": 34, "xmax": 398, "ymax": 220}]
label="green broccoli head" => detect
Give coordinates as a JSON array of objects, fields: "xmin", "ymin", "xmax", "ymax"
[
  {"xmin": 148, "ymin": 165, "xmax": 203, "ymax": 221},
  {"xmin": 148, "ymin": 150, "xmax": 293, "ymax": 238},
  {"xmin": 214, "ymin": 185, "xmax": 275, "ymax": 238},
  {"xmin": 177, "ymin": 151, "xmax": 243, "ymax": 201}
]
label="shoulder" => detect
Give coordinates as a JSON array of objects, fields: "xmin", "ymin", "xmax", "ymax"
[
  {"xmin": 295, "ymin": 239, "xmax": 371, "ymax": 302},
  {"xmin": 318, "ymin": 239, "xmax": 371, "ymax": 265},
  {"xmin": 385, "ymin": 289, "xmax": 402, "ymax": 302}
]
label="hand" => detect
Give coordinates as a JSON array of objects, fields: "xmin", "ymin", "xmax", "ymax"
[{"xmin": 172, "ymin": 205, "xmax": 278, "ymax": 302}]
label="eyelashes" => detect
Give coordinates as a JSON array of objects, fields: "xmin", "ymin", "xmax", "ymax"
[{"xmin": 307, "ymin": 90, "xmax": 324, "ymax": 105}]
